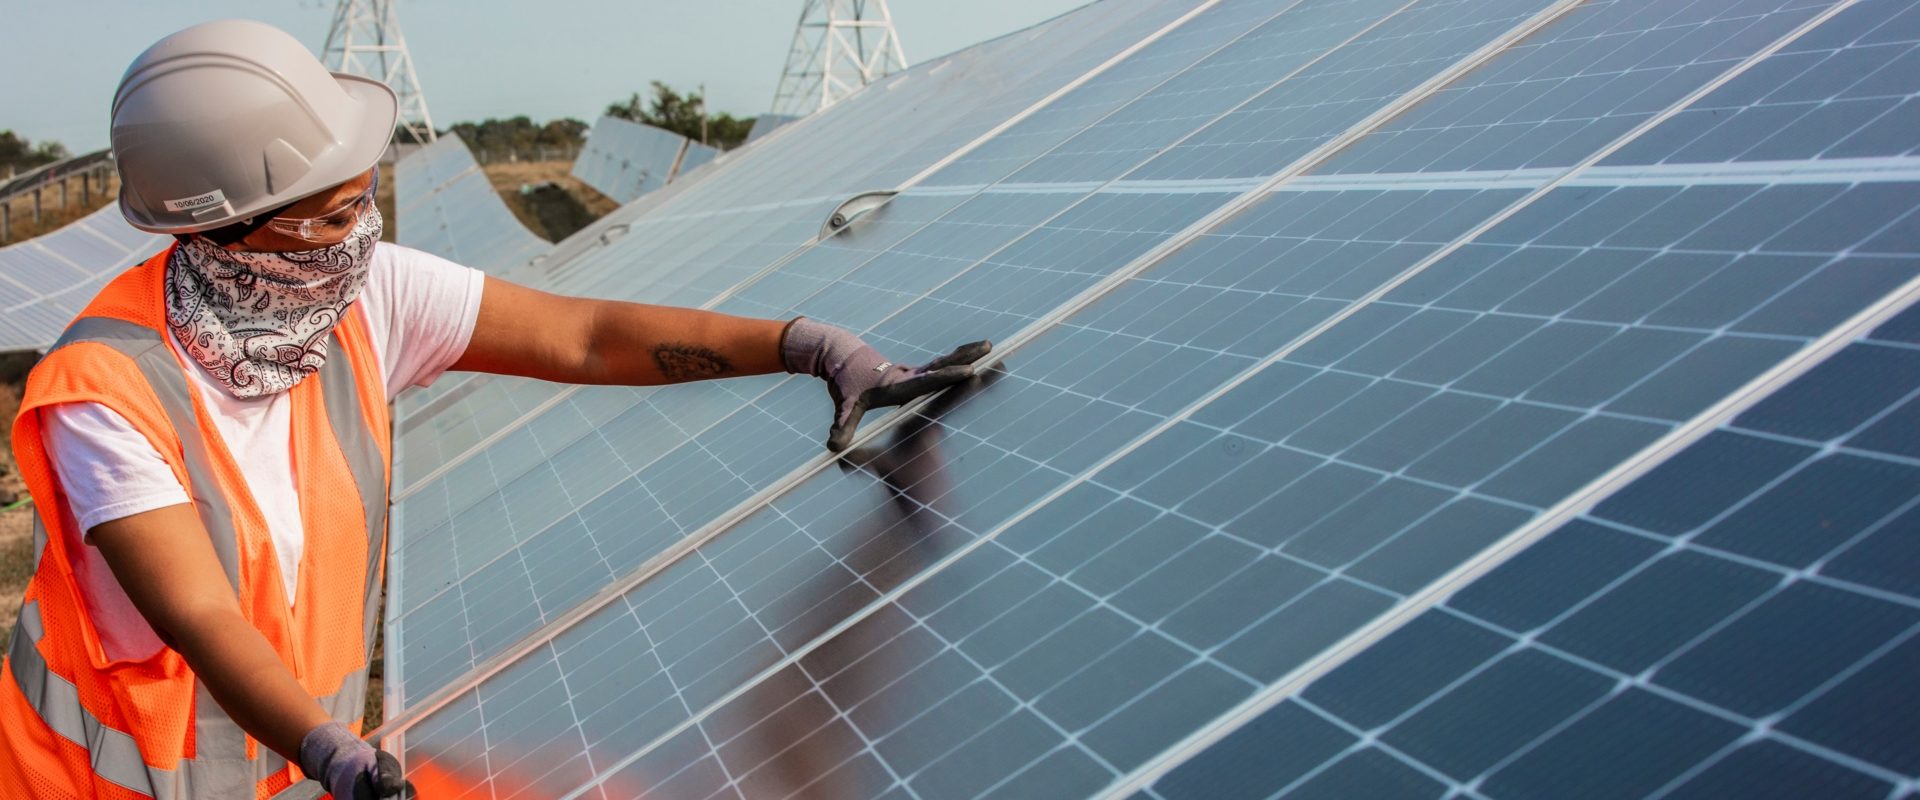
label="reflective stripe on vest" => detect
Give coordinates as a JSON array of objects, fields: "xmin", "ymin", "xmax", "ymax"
[{"xmin": 9, "ymin": 316, "xmax": 385, "ymax": 798}]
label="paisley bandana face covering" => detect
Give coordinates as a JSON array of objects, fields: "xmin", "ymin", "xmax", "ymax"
[{"xmin": 164, "ymin": 207, "xmax": 383, "ymax": 398}]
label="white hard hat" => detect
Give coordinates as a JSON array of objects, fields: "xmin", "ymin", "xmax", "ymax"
[{"xmin": 110, "ymin": 19, "xmax": 398, "ymax": 234}]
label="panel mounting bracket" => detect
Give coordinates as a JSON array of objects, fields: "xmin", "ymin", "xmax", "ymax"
[{"xmin": 822, "ymin": 190, "xmax": 898, "ymax": 238}]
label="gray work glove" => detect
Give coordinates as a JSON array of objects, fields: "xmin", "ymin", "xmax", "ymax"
[
  {"xmin": 299, "ymin": 722, "xmax": 414, "ymax": 800},
  {"xmin": 781, "ymin": 317, "xmax": 991, "ymax": 452}
]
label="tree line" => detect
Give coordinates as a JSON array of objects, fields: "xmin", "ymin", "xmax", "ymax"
[
  {"xmin": 1, "ymin": 131, "xmax": 72, "ymax": 175},
  {"xmin": 2, "ymin": 82, "xmax": 760, "ymax": 175},
  {"xmin": 439, "ymin": 81, "xmax": 757, "ymax": 159},
  {"xmin": 603, "ymin": 81, "xmax": 753, "ymax": 150}
]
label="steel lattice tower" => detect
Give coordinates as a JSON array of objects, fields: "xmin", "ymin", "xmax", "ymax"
[
  {"xmin": 322, "ymin": 0, "xmax": 437, "ymax": 144},
  {"xmin": 770, "ymin": 0, "xmax": 909, "ymax": 117}
]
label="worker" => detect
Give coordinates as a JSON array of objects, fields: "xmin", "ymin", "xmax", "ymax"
[{"xmin": 0, "ymin": 19, "xmax": 988, "ymax": 800}]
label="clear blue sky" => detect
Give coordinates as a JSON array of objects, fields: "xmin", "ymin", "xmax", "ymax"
[{"xmin": 2, "ymin": 0, "xmax": 1091, "ymax": 153}]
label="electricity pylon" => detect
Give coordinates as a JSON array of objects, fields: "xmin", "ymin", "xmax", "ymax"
[
  {"xmin": 322, "ymin": 0, "xmax": 437, "ymax": 144},
  {"xmin": 770, "ymin": 0, "xmax": 908, "ymax": 117}
]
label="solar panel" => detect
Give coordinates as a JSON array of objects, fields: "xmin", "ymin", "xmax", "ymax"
[
  {"xmin": 1156, "ymin": 304, "xmax": 1920, "ymax": 799},
  {"xmin": 393, "ymin": 133, "xmax": 553, "ymax": 276},
  {"xmin": 370, "ymin": 0, "xmax": 1920, "ymax": 796},
  {"xmin": 381, "ymin": 0, "xmax": 1213, "ymax": 482},
  {"xmin": 679, "ymin": 140, "xmax": 721, "ymax": 178},
  {"xmin": 571, "ymin": 116, "xmax": 700, "ymax": 204},
  {"xmin": 746, "ymin": 113, "xmax": 799, "ymax": 143},
  {"xmin": 0, "ymin": 203, "xmax": 169, "ymax": 353},
  {"xmin": 380, "ymin": 0, "xmax": 1434, "ymax": 709}
]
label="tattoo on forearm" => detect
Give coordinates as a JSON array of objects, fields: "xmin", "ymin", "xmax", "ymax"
[{"xmin": 653, "ymin": 343, "xmax": 733, "ymax": 381}]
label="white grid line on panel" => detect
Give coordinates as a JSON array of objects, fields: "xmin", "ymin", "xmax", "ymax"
[
  {"xmin": 540, "ymin": 3, "xmax": 1619, "ymax": 795},
  {"xmin": 385, "ymin": 0, "xmax": 1574, "ymax": 744},
  {"xmin": 1098, "ymin": 1, "xmax": 1880, "ymax": 793},
  {"xmin": 386, "ymin": 0, "xmax": 1255, "ymax": 498},
  {"xmin": 378, "ymin": 0, "xmax": 1428, "ymax": 729},
  {"xmin": 377, "ymin": 0, "xmax": 1584, "ymax": 746}
]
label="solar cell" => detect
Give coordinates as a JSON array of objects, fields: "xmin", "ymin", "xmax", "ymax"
[
  {"xmin": 369, "ymin": 0, "xmax": 1920, "ymax": 796},
  {"xmin": 1174, "ymin": 301, "xmax": 1920, "ymax": 800}
]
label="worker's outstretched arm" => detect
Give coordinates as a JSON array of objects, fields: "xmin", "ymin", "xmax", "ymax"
[
  {"xmin": 455, "ymin": 275, "xmax": 991, "ymax": 450},
  {"xmin": 91, "ymin": 506, "xmax": 410, "ymax": 799}
]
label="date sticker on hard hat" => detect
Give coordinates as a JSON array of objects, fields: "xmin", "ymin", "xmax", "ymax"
[{"xmin": 163, "ymin": 189, "xmax": 227, "ymax": 213}]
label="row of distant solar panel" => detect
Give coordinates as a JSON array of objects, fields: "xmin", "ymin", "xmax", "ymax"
[
  {"xmin": 378, "ymin": 0, "xmax": 1920, "ymax": 797},
  {"xmin": 393, "ymin": 133, "xmax": 553, "ymax": 276},
  {"xmin": 570, "ymin": 116, "xmax": 721, "ymax": 205},
  {"xmin": 0, "ymin": 203, "xmax": 168, "ymax": 353}
]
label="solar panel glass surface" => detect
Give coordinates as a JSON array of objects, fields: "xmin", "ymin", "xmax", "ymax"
[{"xmin": 375, "ymin": 0, "xmax": 1920, "ymax": 797}]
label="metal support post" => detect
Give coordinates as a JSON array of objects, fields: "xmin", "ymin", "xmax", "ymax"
[
  {"xmin": 770, "ymin": 0, "xmax": 909, "ymax": 117},
  {"xmin": 324, "ymin": 0, "xmax": 438, "ymax": 144}
]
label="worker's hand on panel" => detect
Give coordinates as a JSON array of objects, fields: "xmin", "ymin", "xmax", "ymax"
[
  {"xmin": 781, "ymin": 317, "xmax": 992, "ymax": 452},
  {"xmin": 300, "ymin": 722, "xmax": 416, "ymax": 799}
]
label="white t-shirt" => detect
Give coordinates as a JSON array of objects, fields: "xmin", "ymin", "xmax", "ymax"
[{"xmin": 38, "ymin": 243, "xmax": 484, "ymax": 662}]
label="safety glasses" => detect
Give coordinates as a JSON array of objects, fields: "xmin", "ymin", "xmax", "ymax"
[{"xmin": 263, "ymin": 170, "xmax": 378, "ymax": 243}]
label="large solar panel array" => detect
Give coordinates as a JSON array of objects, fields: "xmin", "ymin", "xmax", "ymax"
[
  {"xmin": 0, "ymin": 203, "xmax": 168, "ymax": 353},
  {"xmin": 394, "ymin": 133, "xmax": 554, "ymax": 275},
  {"xmin": 571, "ymin": 115, "xmax": 724, "ymax": 204},
  {"xmin": 374, "ymin": 0, "xmax": 1920, "ymax": 797}
]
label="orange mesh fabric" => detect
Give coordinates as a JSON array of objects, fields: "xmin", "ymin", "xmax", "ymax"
[
  {"xmin": 2, "ymin": 247, "xmax": 386, "ymax": 797},
  {"xmin": 13, "ymin": 338, "xmax": 200, "ymax": 765}
]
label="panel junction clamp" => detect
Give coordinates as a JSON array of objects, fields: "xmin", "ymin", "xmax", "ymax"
[{"xmin": 822, "ymin": 190, "xmax": 899, "ymax": 238}]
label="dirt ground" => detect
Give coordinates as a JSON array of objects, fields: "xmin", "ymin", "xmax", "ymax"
[
  {"xmin": 482, "ymin": 159, "xmax": 619, "ymax": 241},
  {"xmin": 0, "ymin": 366, "xmax": 31, "ymax": 646}
]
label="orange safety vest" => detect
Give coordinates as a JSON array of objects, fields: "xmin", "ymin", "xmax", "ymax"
[{"xmin": 0, "ymin": 246, "xmax": 392, "ymax": 799}]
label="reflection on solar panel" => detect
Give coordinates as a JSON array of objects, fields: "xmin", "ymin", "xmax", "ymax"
[
  {"xmin": 0, "ymin": 203, "xmax": 169, "ymax": 353},
  {"xmin": 376, "ymin": 0, "xmax": 1920, "ymax": 797},
  {"xmin": 572, "ymin": 116, "xmax": 722, "ymax": 204},
  {"xmin": 394, "ymin": 133, "xmax": 553, "ymax": 275}
]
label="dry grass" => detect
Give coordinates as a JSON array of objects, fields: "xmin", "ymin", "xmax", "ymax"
[
  {"xmin": 1, "ymin": 358, "xmax": 32, "ymax": 645},
  {"xmin": 1, "ymin": 170, "xmax": 120, "ymax": 245},
  {"xmin": 481, "ymin": 160, "xmax": 619, "ymax": 240},
  {"xmin": 482, "ymin": 159, "xmax": 618, "ymax": 214},
  {"xmin": 375, "ymin": 164, "xmax": 397, "ymax": 243}
]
